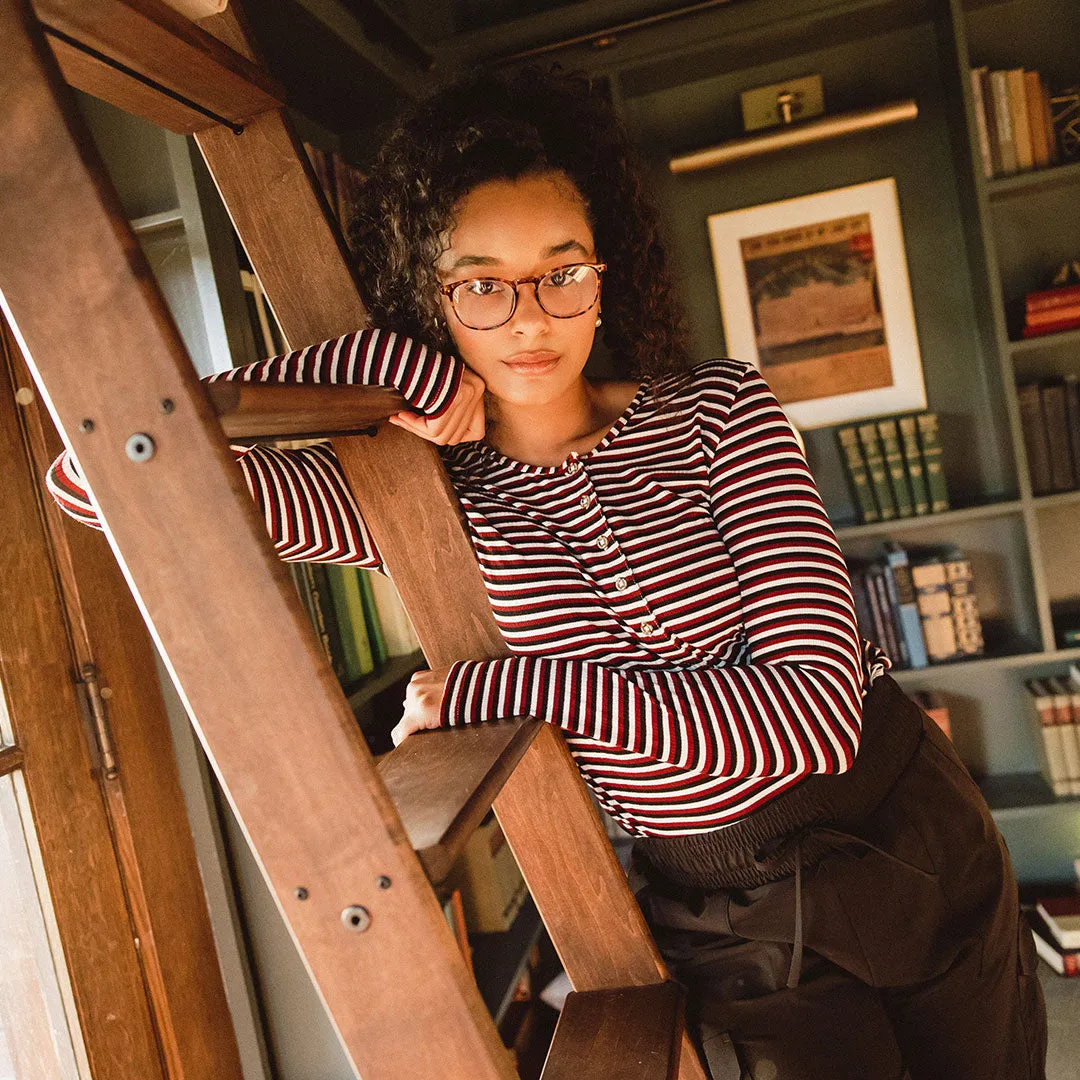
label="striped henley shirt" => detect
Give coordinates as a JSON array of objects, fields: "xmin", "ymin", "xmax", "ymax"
[{"xmin": 47, "ymin": 328, "xmax": 892, "ymax": 837}]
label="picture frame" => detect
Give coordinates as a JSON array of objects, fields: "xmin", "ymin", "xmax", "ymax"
[{"xmin": 707, "ymin": 178, "xmax": 926, "ymax": 429}]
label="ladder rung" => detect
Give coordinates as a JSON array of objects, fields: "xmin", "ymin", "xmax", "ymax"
[
  {"xmin": 35, "ymin": 0, "xmax": 285, "ymax": 134},
  {"xmin": 377, "ymin": 719, "xmax": 540, "ymax": 884},
  {"xmin": 541, "ymin": 982, "xmax": 685, "ymax": 1080},
  {"xmin": 206, "ymin": 381, "xmax": 406, "ymax": 441}
]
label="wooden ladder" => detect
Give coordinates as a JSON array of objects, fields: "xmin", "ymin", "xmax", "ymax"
[{"xmin": 0, "ymin": 3, "xmax": 709, "ymax": 1078}]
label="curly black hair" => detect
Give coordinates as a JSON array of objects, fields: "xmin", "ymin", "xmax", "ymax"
[{"xmin": 346, "ymin": 63, "xmax": 692, "ymax": 387}]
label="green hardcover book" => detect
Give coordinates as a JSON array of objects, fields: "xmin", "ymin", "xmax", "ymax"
[
  {"xmin": 340, "ymin": 567, "xmax": 376, "ymax": 675},
  {"xmin": 357, "ymin": 569, "xmax": 388, "ymax": 668},
  {"xmin": 876, "ymin": 418, "xmax": 914, "ymax": 518},
  {"xmin": 836, "ymin": 425, "xmax": 879, "ymax": 523},
  {"xmin": 306, "ymin": 562, "xmax": 348, "ymax": 681},
  {"xmin": 857, "ymin": 422, "xmax": 896, "ymax": 520},
  {"xmin": 324, "ymin": 565, "xmax": 364, "ymax": 683},
  {"xmin": 897, "ymin": 415, "xmax": 930, "ymax": 515},
  {"xmin": 916, "ymin": 412, "xmax": 950, "ymax": 512}
]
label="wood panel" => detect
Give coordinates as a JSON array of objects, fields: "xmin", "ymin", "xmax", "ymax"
[
  {"xmin": 0, "ymin": 287, "xmax": 165, "ymax": 1080},
  {"xmin": 5, "ymin": 322, "xmax": 245, "ymax": 1080},
  {"xmin": 33, "ymin": 0, "xmax": 284, "ymax": 130},
  {"xmin": 0, "ymin": 5, "xmax": 512, "ymax": 1079},
  {"xmin": 541, "ymin": 982, "xmax": 684, "ymax": 1080},
  {"xmin": 194, "ymin": 11, "xmax": 709, "ymax": 1079},
  {"xmin": 376, "ymin": 718, "xmax": 540, "ymax": 883}
]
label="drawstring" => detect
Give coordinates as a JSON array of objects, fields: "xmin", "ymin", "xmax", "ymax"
[
  {"xmin": 756, "ymin": 825, "xmax": 936, "ymax": 991},
  {"xmin": 787, "ymin": 837, "xmax": 803, "ymax": 989}
]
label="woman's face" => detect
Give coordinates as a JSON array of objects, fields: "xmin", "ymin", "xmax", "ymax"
[{"xmin": 434, "ymin": 170, "xmax": 601, "ymax": 407}]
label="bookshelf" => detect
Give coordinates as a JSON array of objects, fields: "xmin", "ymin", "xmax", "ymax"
[{"xmin": 531, "ymin": 0, "xmax": 1080, "ymax": 880}]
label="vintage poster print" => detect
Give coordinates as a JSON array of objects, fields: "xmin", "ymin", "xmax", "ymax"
[
  {"xmin": 708, "ymin": 179, "xmax": 925, "ymax": 429},
  {"xmin": 740, "ymin": 213, "xmax": 893, "ymax": 405}
]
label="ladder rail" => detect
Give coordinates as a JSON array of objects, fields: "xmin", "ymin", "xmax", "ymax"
[{"xmin": 0, "ymin": 5, "xmax": 515, "ymax": 1078}]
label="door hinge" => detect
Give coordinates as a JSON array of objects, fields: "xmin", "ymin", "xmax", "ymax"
[{"xmin": 79, "ymin": 662, "xmax": 118, "ymax": 779}]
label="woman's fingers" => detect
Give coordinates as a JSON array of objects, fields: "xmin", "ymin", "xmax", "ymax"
[{"xmin": 386, "ymin": 368, "xmax": 486, "ymax": 446}]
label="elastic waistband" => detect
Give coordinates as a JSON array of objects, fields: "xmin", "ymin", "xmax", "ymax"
[{"xmin": 635, "ymin": 673, "xmax": 925, "ymax": 891}]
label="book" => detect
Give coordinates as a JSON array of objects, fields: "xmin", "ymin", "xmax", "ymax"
[
  {"xmin": 910, "ymin": 555, "xmax": 959, "ymax": 662},
  {"xmin": 910, "ymin": 688, "xmax": 951, "ymax": 739},
  {"xmin": 970, "ymin": 67, "xmax": 994, "ymax": 179},
  {"xmin": 883, "ymin": 541, "xmax": 928, "ymax": 668},
  {"xmin": 941, "ymin": 547, "xmax": 984, "ymax": 659},
  {"xmin": 1025, "ymin": 70, "xmax": 1051, "ymax": 168},
  {"xmin": 836, "ymin": 425, "xmax": 879, "ymax": 523},
  {"xmin": 1035, "ymin": 893, "xmax": 1080, "ymax": 950},
  {"xmin": 356, "ymin": 569, "xmax": 388, "ymax": 668},
  {"xmin": 857, "ymin": 422, "xmax": 896, "ymax": 519},
  {"xmin": 1046, "ymin": 674, "xmax": 1080, "ymax": 796},
  {"xmin": 307, "ymin": 563, "xmax": 348, "ymax": 681},
  {"xmin": 846, "ymin": 557, "xmax": 877, "ymax": 645},
  {"xmin": 868, "ymin": 561, "xmax": 903, "ymax": 666},
  {"xmin": 861, "ymin": 563, "xmax": 893, "ymax": 662},
  {"xmin": 368, "ymin": 570, "xmax": 422, "ymax": 656},
  {"xmin": 324, "ymin": 566, "xmax": 376, "ymax": 683},
  {"xmin": 1006, "ymin": 69, "xmax": 1034, "ymax": 171},
  {"xmin": 1027, "ymin": 906, "xmax": 1080, "ymax": 976},
  {"xmin": 1041, "ymin": 380, "xmax": 1076, "ymax": 491},
  {"xmin": 897, "ymin": 415, "xmax": 930, "ymax": 515},
  {"xmin": 1021, "ymin": 315, "xmax": 1080, "ymax": 338},
  {"xmin": 989, "ymin": 69, "xmax": 1019, "ymax": 175},
  {"xmin": 876, "ymin": 419, "xmax": 914, "ymax": 518},
  {"xmin": 1026, "ymin": 303, "xmax": 1080, "ymax": 327},
  {"xmin": 1026, "ymin": 284, "xmax": 1080, "ymax": 313},
  {"xmin": 915, "ymin": 413, "xmax": 949, "ymax": 512},
  {"xmin": 978, "ymin": 67, "xmax": 1003, "ymax": 177},
  {"xmin": 1016, "ymin": 381, "xmax": 1053, "ymax": 495},
  {"xmin": 1025, "ymin": 677, "xmax": 1070, "ymax": 797}
]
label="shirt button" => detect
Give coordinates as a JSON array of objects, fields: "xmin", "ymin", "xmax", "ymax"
[
  {"xmin": 567, "ymin": 461, "xmax": 582, "ymax": 474},
  {"xmin": 579, "ymin": 494, "xmax": 591, "ymax": 508},
  {"xmin": 615, "ymin": 576, "xmax": 628, "ymax": 591},
  {"xmin": 641, "ymin": 621, "xmax": 657, "ymax": 634},
  {"xmin": 598, "ymin": 535, "xmax": 609, "ymax": 549}
]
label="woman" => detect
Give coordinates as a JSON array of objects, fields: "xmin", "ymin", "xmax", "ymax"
[{"xmin": 49, "ymin": 64, "xmax": 1046, "ymax": 1079}]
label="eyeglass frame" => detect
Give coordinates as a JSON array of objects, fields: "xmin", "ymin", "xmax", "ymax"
[{"xmin": 437, "ymin": 261, "xmax": 607, "ymax": 330}]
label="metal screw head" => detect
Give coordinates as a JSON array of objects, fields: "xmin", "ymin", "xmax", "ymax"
[
  {"xmin": 341, "ymin": 905, "xmax": 371, "ymax": 932},
  {"xmin": 376, "ymin": 876, "xmax": 392, "ymax": 890},
  {"xmin": 125, "ymin": 433, "xmax": 155, "ymax": 462},
  {"xmin": 160, "ymin": 398, "xmax": 175, "ymax": 414},
  {"xmin": 79, "ymin": 419, "xmax": 95, "ymax": 433},
  {"xmin": 295, "ymin": 887, "xmax": 309, "ymax": 901}
]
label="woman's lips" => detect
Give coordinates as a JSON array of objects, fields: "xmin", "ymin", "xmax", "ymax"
[{"xmin": 504, "ymin": 351, "xmax": 559, "ymax": 374}]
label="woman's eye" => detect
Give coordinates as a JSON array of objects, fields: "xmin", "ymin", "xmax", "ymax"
[{"xmin": 464, "ymin": 279, "xmax": 499, "ymax": 296}]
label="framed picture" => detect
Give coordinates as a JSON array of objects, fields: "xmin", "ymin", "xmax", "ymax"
[{"xmin": 707, "ymin": 178, "xmax": 926, "ymax": 429}]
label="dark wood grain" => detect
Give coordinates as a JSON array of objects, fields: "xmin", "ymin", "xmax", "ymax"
[
  {"xmin": 34, "ymin": 0, "xmax": 284, "ymax": 130},
  {"xmin": 0, "ymin": 307, "xmax": 165, "ymax": 1080},
  {"xmin": 377, "ymin": 719, "xmax": 540, "ymax": 883},
  {"xmin": 6, "ymin": 325, "xmax": 245, "ymax": 1080},
  {"xmin": 206, "ymin": 380, "xmax": 406, "ymax": 441},
  {"xmin": 194, "ymin": 13, "xmax": 707, "ymax": 1078},
  {"xmin": 0, "ymin": 6, "xmax": 513, "ymax": 1078},
  {"xmin": 541, "ymin": 982, "xmax": 684, "ymax": 1080}
]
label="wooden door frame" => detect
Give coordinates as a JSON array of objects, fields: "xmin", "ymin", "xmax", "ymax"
[{"xmin": 0, "ymin": 316, "xmax": 246, "ymax": 1080}]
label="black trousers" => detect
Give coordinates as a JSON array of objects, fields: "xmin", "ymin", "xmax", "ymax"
[{"xmin": 630, "ymin": 674, "xmax": 1048, "ymax": 1080}]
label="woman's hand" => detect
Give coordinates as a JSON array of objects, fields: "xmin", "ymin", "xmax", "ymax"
[
  {"xmin": 387, "ymin": 367, "xmax": 486, "ymax": 445},
  {"xmin": 391, "ymin": 665, "xmax": 455, "ymax": 747}
]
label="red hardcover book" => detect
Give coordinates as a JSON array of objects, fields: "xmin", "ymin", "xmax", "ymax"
[
  {"xmin": 1027, "ymin": 304, "xmax": 1080, "ymax": 326},
  {"xmin": 1026, "ymin": 284, "xmax": 1080, "ymax": 312},
  {"xmin": 1022, "ymin": 316, "xmax": 1080, "ymax": 338},
  {"xmin": 1028, "ymin": 907, "xmax": 1080, "ymax": 976},
  {"xmin": 1036, "ymin": 893, "xmax": 1080, "ymax": 949}
]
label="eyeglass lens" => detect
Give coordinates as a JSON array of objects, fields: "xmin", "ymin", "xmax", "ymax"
[{"xmin": 452, "ymin": 264, "xmax": 600, "ymax": 329}]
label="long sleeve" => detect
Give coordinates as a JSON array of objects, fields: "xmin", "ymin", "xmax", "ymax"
[
  {"xmin": 439, "ymin": 361, "xmax": 871, "ymax": 781},
  {"xmin": 45, "ymin": 327, "xmax": 463, "ymax": 570}
]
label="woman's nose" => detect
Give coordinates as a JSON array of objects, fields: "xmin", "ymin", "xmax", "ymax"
[{"xmin": 509, "ymin": 282, "xmax": 550, "ymax": 331}]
